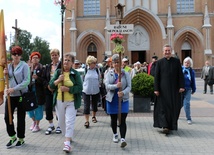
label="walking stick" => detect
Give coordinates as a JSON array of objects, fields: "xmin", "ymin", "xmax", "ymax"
[{"xmin": 118, "ymin": 53, "xmax": 122, "ymax": 126}]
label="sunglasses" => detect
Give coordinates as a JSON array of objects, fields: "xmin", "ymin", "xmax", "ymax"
[{"xmin": 12, "ymin": 53, "xmax": 21, "ymax": 56}]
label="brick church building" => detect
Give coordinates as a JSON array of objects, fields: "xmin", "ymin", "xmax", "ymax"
[{"xmin": 63, "ymin": 0, "xmax": 214, "ymax": 70}]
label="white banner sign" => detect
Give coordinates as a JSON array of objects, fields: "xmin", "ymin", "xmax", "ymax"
[{"xmin": 107, "ymin": 24, "xmax": 134, "ymax": 34}]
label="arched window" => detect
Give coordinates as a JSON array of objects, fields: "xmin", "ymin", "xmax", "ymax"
[
  {"xmin": 84, "ymin": 0, "xmax": 100, "ymax": 16},
  {"xmin": 87, "ymin": 43, "xmax": 97, "ymax": 58},
  {"xmin": 177, "ymin": 0, "xmax": 194, "ymax": 13}
]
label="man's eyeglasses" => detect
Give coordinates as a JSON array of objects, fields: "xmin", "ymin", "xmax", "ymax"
[
  {"xmin": 113, "ymin": 61, "xmax": 119, "ymax": 64},
  {"xmin": 12, "ymin": 53, "xmax": 21, "ymax": 56}
]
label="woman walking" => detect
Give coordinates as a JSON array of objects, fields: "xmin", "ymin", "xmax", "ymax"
[
  {"xmin": 49, "ymin": 53, "xmax": 82, "ymax": 153},
  {"xmin": 28, "ymin": 52, "xmax": 45, "ymax": 132},
  {"xmin": 182, "ymin": 57, "xmax": 196, "ymax": 124},
  {"xmin": 105, "ymin": 54, "xmax": 131, "ymax": 148},
  {"xmin": 3, "ymin": 46, "xmax": 30, "ymax": 148},
  {"xmin": 42, "ymin": 48, "xmax": 62, "ymax": 135},
  {"xmin": 82, "ymin": 55, "xmax": 101, "ymax": 128}
]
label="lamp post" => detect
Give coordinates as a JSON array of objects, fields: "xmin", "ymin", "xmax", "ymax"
[
  {"xmin": 54, "ymin": 0, "xmax": 71, "ymax": 102},
  {"xmin": 60, "ymin": 0, "xmax": 66, "ymax": 102},
  {"xmin": 53, "ymin": 0, "xmax": 71, "ymax": 102},
  {"xmin": 114, "ymin": 3, "xmax": 125, "ymax": 125}
]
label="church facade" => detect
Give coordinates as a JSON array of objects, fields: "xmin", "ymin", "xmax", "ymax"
[{"xmin": 64, "ymin": 0, "xmax": 214, "ymax": 69}]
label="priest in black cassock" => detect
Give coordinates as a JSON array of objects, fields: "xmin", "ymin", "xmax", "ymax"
[{"xmin": 153, "ymin": 44, "xmax": 185, "ymax": 134}]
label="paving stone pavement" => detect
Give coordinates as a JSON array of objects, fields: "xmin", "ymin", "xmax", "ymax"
[{"xmin": 0, "ymin": 78, "xmax": 214, "ymax": 155}]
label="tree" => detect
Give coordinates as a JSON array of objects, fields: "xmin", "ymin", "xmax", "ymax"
[
  {"xmin": 15, "ymin": 30, "xmax": 33, "ymax": 61},
  {"xmin": 31, "ymin": 36, "xmax": 51, "ymax": 65},
  {"xmin": 10, "ymin": 29, "xmax": 51, "ymax": 65}
]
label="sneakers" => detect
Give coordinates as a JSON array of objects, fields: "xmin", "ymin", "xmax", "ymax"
[
  {"xmin": 55, "ymin": 126, "xmax": 62, "ymax": 134},
  {"xmin": 45, "ymin": 126, "xmax": 55, "ymax": 135},
  {"xmin": 6, "ymin": 137, "xmax": 17, "ymax": 149},
  {"xmin": 29, "ymin": 121, "xmax": 36, "ymax": 131},
  {"xmin": 113, "ymin": 134, "xmax": 119, "ymax": 143},
  {"xmin": 187, "ymin": 120, "xmax": 192, "ymax": 125},
  {"xmin": 15, "ymin": 140, "xmax": 25, "ymax": 147},
  {"xmin": 112, "ymin": 135, "xmax": 127, "ymax": 148},
  {"xmin": 63, "ymin": 144, "xmax": 71, "ymax": 153},
  {"xmin": 32, "ymin": 125, "xmax": 40, "ymax": 132},
  {"xmin": 120, "ymin": 139, "xmax": 127, "ymax": 148}
]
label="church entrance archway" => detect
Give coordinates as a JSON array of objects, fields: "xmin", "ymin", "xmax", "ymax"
[
  {"xmin": 131, "ymin": 51, "xmax": 146, "ymax": 64},
  {"xmin": 87, "ymin": 43, "xmax": 97, "ymax": 58},
  {"xmin": 181, "ymin": 42, "xmax": 192, "ymax": 62}
]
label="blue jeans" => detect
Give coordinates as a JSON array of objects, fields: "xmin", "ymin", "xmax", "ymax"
[{"xmin": 183, "ymin": 88, "xmax": 192, "ymax": 121}]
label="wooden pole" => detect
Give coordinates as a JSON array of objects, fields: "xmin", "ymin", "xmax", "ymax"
[
  {"xmin": 61, "ymin": 0, "xmax": 65, "ymax": 102},
  {"xmin": 114, "ymin": 3, "xmax": 126, "ymax": 126},
  {"xmin": 1, "ymin": 10, "xmax": 12, "ymax": 124},
  {"xmin": 118, "ymin": 20, "xmax": 122, "ymax": 126},
  {"xmin": 5, "ymin": 63, "xmax": 12, "ymax": 124},
  {"xmin": 118, "ymin": 52, "xmax": 122, "ymax": 126}
]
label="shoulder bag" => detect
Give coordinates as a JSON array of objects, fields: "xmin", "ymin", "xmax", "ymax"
[{"xmin": 12, "ymin": 65, "xmax": 38, "ymax": 111}]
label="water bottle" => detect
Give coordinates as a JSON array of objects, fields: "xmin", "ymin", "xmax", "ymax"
[{"xmin": 32, "ymin": 69, "xmax": 36, "ymax": 82}]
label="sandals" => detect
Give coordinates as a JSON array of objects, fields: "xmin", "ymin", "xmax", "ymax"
[
  {"xmin": 84, "ymin": 117, "xmax": 97, "ymax": 128},
  {"xmin": 84, "ymin": 122, "xmax": 89, "ymax": 128},
  {"xmin": 92, "ymin": 117, "xmax": 97, "ymax": 123}
]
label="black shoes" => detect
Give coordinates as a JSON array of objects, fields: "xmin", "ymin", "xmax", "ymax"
[
  {"xmin": 15, "ymin": 140, "xmax": 25, "ymax": 147},
  {"xmin": 6, "ymin": 138, "xmax": 17, "ymax": 149},
  {"xmin": 6, "ymin": 138, "xmax": 25, "ymax": 148},
  {"xmin": 163, "ymin": 128, "xmax": 170, "ymax": 134},
  {"xmin": 45, "ymin": 126, "xmax": 55, "ymax": 135}
]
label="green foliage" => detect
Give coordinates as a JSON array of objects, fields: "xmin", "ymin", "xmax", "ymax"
[
  {"xmin": 6, "ymin": 52, "xmax": 12, "ymax": 61},
  {"xmin": 10, "ymin": 30, "xmax": 51, "ymax": 65},
  {"xmin": 31, "ymin": 36, "xmax": 51, "ymax": 65},
  {"xmin": 131, "ymin": 73, "xmax": 154, "ymax": 97},
  {"xmin": 14, "ymin": 30, "xmax": 33, "ymax": 61}
]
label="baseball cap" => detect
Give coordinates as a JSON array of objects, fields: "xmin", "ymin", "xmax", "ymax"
[
  {"xmin": 122, "ymin": 58, "xmax": 128, "ymax": 62},
  {"xmin": 74, "ymin": 60, "xmax": 80, "ymax": 64}
]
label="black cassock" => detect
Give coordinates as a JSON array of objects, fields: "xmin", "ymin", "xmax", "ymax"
[{"xmin": 153, "ymin": 57, "xmax": 184, "ymax": 130}]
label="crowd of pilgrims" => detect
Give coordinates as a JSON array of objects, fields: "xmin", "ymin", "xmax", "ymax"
[{"xmin": 3, "ymin": 44, "xmax": 197, "ymax": 153}]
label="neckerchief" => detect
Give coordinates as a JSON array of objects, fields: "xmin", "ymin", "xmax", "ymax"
[{"xmin": 183, "ymin": 67, "xmax": 191, "ymax": 81}]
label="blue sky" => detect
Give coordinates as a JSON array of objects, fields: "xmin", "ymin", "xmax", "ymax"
[{"xmin": 0, "ymin": 0, "xmax": 62, "ymax": 50}]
